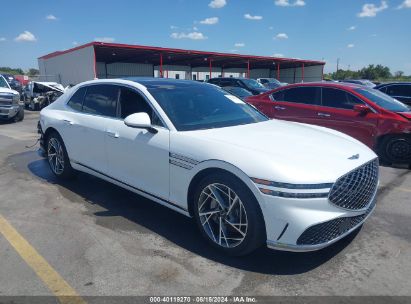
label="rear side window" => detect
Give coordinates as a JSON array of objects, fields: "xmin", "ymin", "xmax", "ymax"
[
  {"xmin": 386, "ymin": 85, "xmax": 411, "ymax": 97},
  {"xmin": 273, "ymin": 87, "xmax": 320, "ymax": 105},
  {"xmin": 67, "ymin": 87, "xmax": 86, "ymax": 111},
  {"xmin": 322, "ymin": 88, "xmax": 363, "ymax": 110},
  {"xmin": 83, "ymin": 85, "xmax": 119, "ymax": 117}
]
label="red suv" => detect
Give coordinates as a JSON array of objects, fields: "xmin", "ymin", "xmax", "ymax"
[{"xmin": 246, "ymin": 82, "xmax": 411, "ymax": 165}]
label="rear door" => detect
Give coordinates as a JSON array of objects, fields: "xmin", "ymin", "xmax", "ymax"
[
  {"xmin": 314, "ymin": 87, "xmax": 379, "ymax": 147},
  {"xmin": 61, "ymin": 84, "xmax": 119, "ymax": 174},
  {"xmin": 269, "ymin": 87, "xmax": 321, "ymax": 124}
]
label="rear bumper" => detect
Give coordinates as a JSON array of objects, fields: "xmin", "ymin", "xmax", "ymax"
[{"xmin": 0, "ymin": 105, "xmax": 21, "ymax": 120}]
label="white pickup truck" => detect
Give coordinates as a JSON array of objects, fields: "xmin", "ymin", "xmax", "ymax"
[{"xmin": 0, "ymin": 75, "xmax": 24, "ymax": 122}]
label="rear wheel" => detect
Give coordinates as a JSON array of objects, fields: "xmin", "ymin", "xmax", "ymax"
[
  {"xmin": 46, "ymin": 132, "xmax": 75, "ymax": 179},
  {"xmin": 192, "ymin": 173, "xmax": 265, "ymax": 256},
  {"xmin": 379, "ymin": 136, "xmax": 411, "ymax": 164}
]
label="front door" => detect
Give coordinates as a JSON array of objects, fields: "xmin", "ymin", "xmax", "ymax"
[{"xmin": 105, "ymin": 86, "xmax": 170, "ymax": 200}]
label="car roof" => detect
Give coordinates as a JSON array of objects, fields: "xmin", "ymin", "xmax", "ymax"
[
  {"xmin": 209, "ymin": 77, "xmax": 247, "ymax": 81},
  {"xmin": 276, "ymin": 81, "xmax": 364, "ymax": 90},
  {"xmin": 375, "ymin": 82, "xmax": 411, "ymax": 88},
  {"xmin": 123, "ymin": 77, "xmax": 210, "ymax": 89}
]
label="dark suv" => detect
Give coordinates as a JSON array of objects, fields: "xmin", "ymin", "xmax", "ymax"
[{"xmin": 207, "ymin": 77, "xmax": 269, "ymax": 95}]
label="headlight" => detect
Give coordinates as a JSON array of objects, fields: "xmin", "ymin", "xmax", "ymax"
[{"xmin": 12, "ymin": 94, "xmax": 20, "ymax": 104}]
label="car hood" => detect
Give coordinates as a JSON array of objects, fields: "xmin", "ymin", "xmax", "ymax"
[
  {"xmin": 171, "ymin": 120, "xmax": 377, "ymax": 184},
  {"xmin": 0, "ymin": 87, "xmax": 19, "ymax": 95}
]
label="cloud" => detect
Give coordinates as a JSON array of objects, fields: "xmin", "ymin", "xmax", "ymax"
[
  {"xmin": 94, "ymin": 37, "xmax": 115, "ymax": 43},
  {"xmin": 348, "ymin": 25, "xmax": 356, "ymax": 30},
  {"xmin": 273, "ymin": 53, "xmax": 285, "ymax": 57},
  {"xmin": 0, "ymin": 37, "xmax": 6, "ymax": 42},
  {"xmin": 370, "ymin": 33, "xmax": 378, "ymax": 37},
  {"xmin": 200, "ymin": 17, "xmax": 219, "ymax": 25},
  {"xmin": 274, "ymin": 0, "xmax": 306, "ymax": 7},
  {"xmin": 358, "ymin": 1, "xmax": 388, "ymax": 17},
  {"xmin": 170, "ymin": 32, "xmax": 207, "ymax": 40},
  {"xmin": 234, "ymin": 42, "xmax": 245, "ymax": 47},
  {"xmin": 170, "ymin": 25, "xmax": 178, "ymax": 30},
  {"xmin": 14, "ymin": 31, "xmax": 37, "ymax": 42},
  {"xmin": 46, "ymin": 14, "xmax": 57, "ymax": 20},
  {"xmin": 244, "ymin": 14, "xmax": 263, "ymax": 20},
  {"xmin": 73, "ymin": 41, "xmax": 78, "ymax": 46},
  {"xmin": 268, "ymin": 26, "xmax": 274, "ymax": 30},
  {"xmin": 193, "ymin": 26, "xmax": 199, "ymax": 31},
  {"xmin": 275, "ymin": 33, "xmax": 289, "ymax": 39},
  {"xmin": 398, "ymin": 0, "xmax": 411, "ymax": 8},
  {"xmin": 209, "ymin": 0, "xmax": 226, "ymax": 8},
  {"xmin": 347, "ymin": 44, "xmax": 355, "ymax": 48}
]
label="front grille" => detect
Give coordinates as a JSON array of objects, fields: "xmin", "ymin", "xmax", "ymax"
[
  {"xmin": 0, "ymin": 94, "xmax": 13, "ymax": 106},
  {"xmin": 297, "ymin": 200, "xmax": 375, "ymax": 245},
  {"xmin": 328, "ymin": 159, "xmax": 379, "ymax": 210}
]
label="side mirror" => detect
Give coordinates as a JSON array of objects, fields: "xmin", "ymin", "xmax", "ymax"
[
  {"xmin": 124, "ymin": 112, "xmax": 158, "ymax": 134},
  {"xmin": 353, "ymin": 104, "xmax": 371, "ymax": 114}
]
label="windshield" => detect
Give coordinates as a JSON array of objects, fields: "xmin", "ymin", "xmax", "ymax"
[
  {"xmin": 241, "ymin": 79, "xmax": 265, "ymax": 89},
  {"xmin": 355, "ymin": 88, "xmax": 410, "ymax": 112},
  {"xmin": 0, "ymin": 76, "xmax": 10, "ymax": 89},
  {"xmin": 148, "ymin": 83, "xmax": 268, "ymax": 131}
]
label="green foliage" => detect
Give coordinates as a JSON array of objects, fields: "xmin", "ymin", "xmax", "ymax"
[
  {"xmin": 0, "ymin": 67, "xmax": 24, "ymax": 75},
  {"xmin": 325, "ymin": 64, "xmax": 410, "ymax": 82},
  {"xmin": 27, "ymin": 68, "xmax": 39, "ymax": 76}
]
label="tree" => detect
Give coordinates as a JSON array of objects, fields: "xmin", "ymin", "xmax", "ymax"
[
  {"xmin": 394, "ymin": 71, "xmax": 404, "ymax": 78},
  {"xmin": 0, "ymin": 67, "xmax": 24, "ymax": 75},
  {"xmin": 27, "ymin": 68, "xmax": 39, "ymax": 76}
]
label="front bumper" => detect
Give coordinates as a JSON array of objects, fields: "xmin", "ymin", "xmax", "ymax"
[
  {"xmin": 0, "ymin": 105, "xmax": 21, "ymax": 120},
  {"xmin": 257, "ymin": 183, "xmax": 377, "ymax": 252}
]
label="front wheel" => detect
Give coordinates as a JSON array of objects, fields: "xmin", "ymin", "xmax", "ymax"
[
  {"xmin": 46, "ymin": 132, "xmax": 76, "ymax": 179},
  {"xmin": 193, "ymin": 173, "xmax": 266, "ymax": 256},
  {"xmin": 379, "ymin": 136, "xmax": 411, "ymax": 164}
]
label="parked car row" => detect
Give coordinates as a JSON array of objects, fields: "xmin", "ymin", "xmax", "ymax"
[{"xmin": 39, "ymin": 78, "xmax": 382, "ymax": 256}]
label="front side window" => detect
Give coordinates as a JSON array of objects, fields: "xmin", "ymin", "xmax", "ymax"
[
  {"xmin": 322, "ymin": 88, "xmax": 363, "ymax": 110},
  {"xmin": 118, "ymin": 87, "xmax": 163, "ymax": 127},
  {"xmin": 147, "ymin": 83, "xmax": 267, "ymax": 131},
  {"xmin": 67, "ymin": 87, "xmax": 87, "ymax": 111},
  {"xmin": 82, "ymin": 85, "xmax": 118, "ymax": 117},
  {"xmin": 273, "ymin": 87, "xmax": 320, "ymax": 105}
]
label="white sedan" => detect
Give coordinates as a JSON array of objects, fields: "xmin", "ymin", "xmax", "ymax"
[{"xmin": 39, "ymin": 78, "xmax": 379, "ymax": 256}]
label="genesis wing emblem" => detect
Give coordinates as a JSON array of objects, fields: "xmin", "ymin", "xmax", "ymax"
[{"xmin": 348, "ymin": 154, "xmax": 360, "ymax": 160}]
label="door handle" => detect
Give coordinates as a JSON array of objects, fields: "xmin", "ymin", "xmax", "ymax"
[
  {"xmin": 274, "ymin": 106, "xmax": 286, "ymax": 110},
  {"xmin": 106, "ymin": 130, "xmax": 119, "ymax": 138},
  {"xmin": 317, "ymin": 112, "xmax": 331, "ymax": 117},
  {"xmin": 62, "ymin": 119, "xmax": 74, "ymax": 125}
]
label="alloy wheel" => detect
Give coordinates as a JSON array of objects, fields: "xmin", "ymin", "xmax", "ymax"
[
  {"xmin": 48, "ymin": 137, "xmax": 65, "ymax": 175},
  {"xmin": 197, "ymin": 183, "xmax": 248, "ymax": 248}
]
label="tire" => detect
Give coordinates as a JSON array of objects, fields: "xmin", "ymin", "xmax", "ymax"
[
  {"xmin": 192, "ymin": 172, "xmax": 266, "ymax": 256},
  {"xmin": 378, "ymin": 136, "xmax": 411, "ymax": 165},
  {"xmin": 46, "ymin": 131, "xmax": 76, "ymax": 179},
  {"xmin": 13, "ymin": 108, "xmax": 24, "ymax": 122}
]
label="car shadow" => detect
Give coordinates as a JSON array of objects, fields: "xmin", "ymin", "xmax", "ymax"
[{"xmin": 26, "ymin": 156, "xmax": 359, "ymax": 275}]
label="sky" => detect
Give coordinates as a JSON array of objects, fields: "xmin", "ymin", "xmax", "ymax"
[{"xmin": 1, "ymin": 0, "xmax": 411, "ymax": 74}]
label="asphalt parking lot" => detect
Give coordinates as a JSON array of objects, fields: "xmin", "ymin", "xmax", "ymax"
[{"xmin": 0, "ymin": 111, "xmax": 411, "ymax": 299}]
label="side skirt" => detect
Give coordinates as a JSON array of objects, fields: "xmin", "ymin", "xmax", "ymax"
[{"xmin": 71, "ymin": 161, "xmax": 191, "ymax": 217}]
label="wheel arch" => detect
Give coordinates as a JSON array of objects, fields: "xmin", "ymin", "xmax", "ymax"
[{"xmin": 186, "ymin": 161, "xmax": 265, "ymax": 221}]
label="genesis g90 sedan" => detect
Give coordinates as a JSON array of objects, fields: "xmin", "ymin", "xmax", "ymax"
[{"xmin": 39, "ymin": 78, "xmax": 379, "ymax": 255}]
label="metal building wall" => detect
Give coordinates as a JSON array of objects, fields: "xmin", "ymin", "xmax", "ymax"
[
  {"xmin": 97, "ymin": 62, "xmax": 154, "ymax": 78},
  {"xmin": 38, "ymin": 46, "xmax": 95, "ymax": 86},
  {"xmin": 273, "ymin": 64, "xmax": 323, "ymax": 83}
]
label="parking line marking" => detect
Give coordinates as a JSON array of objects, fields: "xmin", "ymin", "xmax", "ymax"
[{"xmin": 0, "ymin": 214, "xmax": 87, "ymax": 304}]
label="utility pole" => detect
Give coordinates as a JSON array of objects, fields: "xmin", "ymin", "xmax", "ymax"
[{"xmin": 337, "ymin": 58, "xmax": 340, "ymax": 73}]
